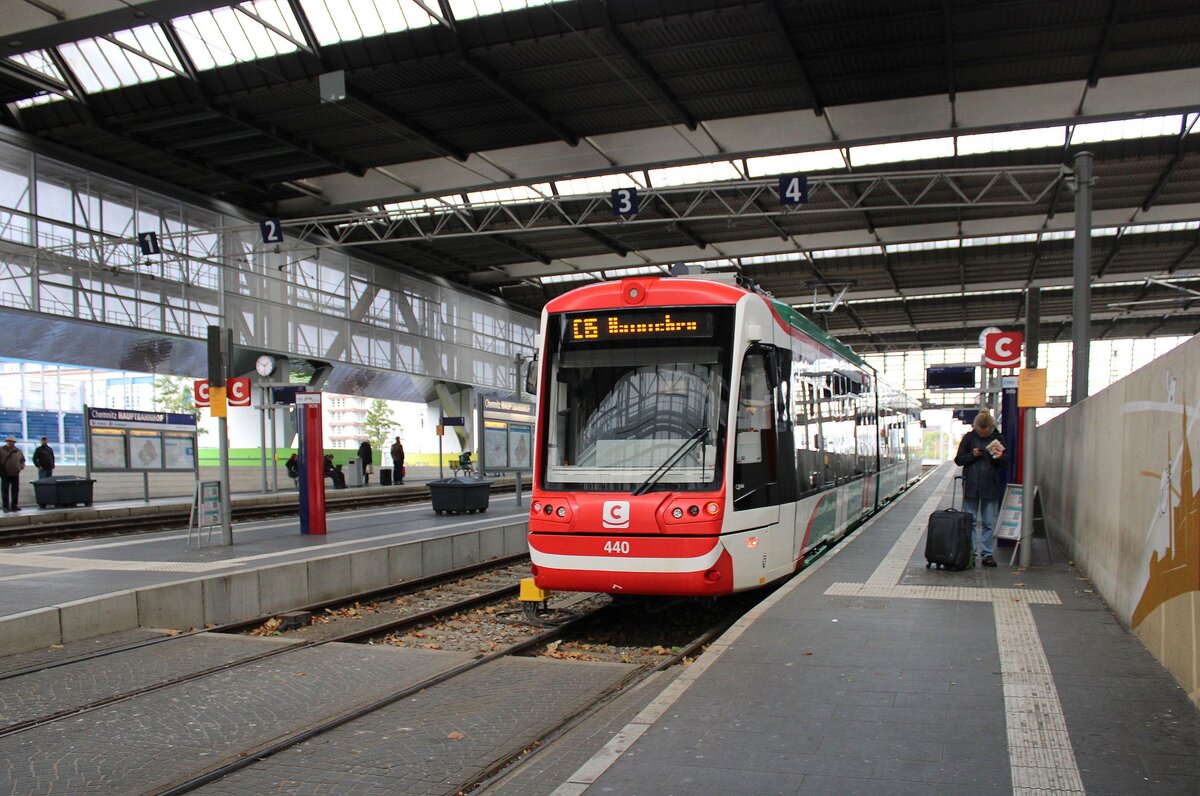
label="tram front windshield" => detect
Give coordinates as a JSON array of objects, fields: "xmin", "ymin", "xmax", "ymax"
[{"xmin": 541, "ymin": 307, "xmax": 732, "ymax": 492}]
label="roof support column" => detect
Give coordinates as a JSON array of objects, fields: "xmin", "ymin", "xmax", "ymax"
[{"xmin": 1071, "ymin": 151, "xmax": 1093, "ymax": 406}]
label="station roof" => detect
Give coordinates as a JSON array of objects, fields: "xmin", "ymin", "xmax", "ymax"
[{"xmin": 3, "ymin": 0, "xmax": 1199, "ymax": 352}]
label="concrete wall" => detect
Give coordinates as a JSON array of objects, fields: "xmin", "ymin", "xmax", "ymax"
[
  {"xmin": 1036, "ymin": 333, "xmax": 1200, "ymax": 709},
  {"xmin": 0, "ymin": 520, "xmax": 530, "ymax": 655}
]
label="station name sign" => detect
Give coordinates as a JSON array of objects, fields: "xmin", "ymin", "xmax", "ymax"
[
  {"xmin": 87, "ymin": 408, "xmax": 197, "ymax": 432},
  {"xmin": 483, "ymin": 398, "xmax": 532, "ymax": 415}
]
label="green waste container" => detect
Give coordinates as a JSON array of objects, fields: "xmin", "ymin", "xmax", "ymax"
[
  {"xmin": 32, "ymin": 475, "xmax": 96, "ymax": 508},
  {"xmin": 428, "ymin": 477, "xmax": 491, "ymax": 515}
]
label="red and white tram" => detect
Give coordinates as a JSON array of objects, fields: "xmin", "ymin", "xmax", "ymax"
[{"xmin": 525, "ymin": 274, "xmax": 921, "ymax": 597}]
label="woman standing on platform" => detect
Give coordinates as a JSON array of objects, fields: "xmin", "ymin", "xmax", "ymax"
[{"xmin": 954, "ymin": 410, "xmax": 1006, "ymax": 567}]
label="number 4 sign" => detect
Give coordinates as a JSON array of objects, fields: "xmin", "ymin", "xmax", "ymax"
[{"xmin": 778, "ymin": 174, "xmax": 808, "ymax": 205}]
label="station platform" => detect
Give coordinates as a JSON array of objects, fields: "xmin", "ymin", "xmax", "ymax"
[
  {"xmin": 554, "ymin": 465, "xmax": 1200, "ymax": 796},
  {"xmin": 0, "ymin": 465, "xmax": 502, "ymax": 533},
  {"xmin": 0, "ymin": 486, "xmax": 530, "ymax": 655}
]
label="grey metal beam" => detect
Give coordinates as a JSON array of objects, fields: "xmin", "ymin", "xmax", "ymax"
[
  {"xmin": 1071, "ymin": 151, "xmax": 1094, "ymax": 405},
  {"xmin": 1085, "ymin": 0, "xmax": 1123, "ymax": 88},
  {"xmin": 0, "ymin": 58, "xmax": 70, "ymax": 98},
  {"xmin": 1140, "ymin": 113, "xmax": 1199, "ymax": 212},
  {"xmin": 942, "ymin": 0, "xmax": 957, "ymax": 127},
  {"xmin": 598, "ymin": 1, "xmax": 697, "ymax": 131},
  {"xmin": 578, "ymin": 226, "xmax": 629, "ymax": 257},
  {"xmin": 764, "ymin": 0, "xmax": 824, "ymax": 115}
]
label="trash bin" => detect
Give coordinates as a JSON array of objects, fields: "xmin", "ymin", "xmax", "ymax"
[
  {"xmin": 32, "ymin": 475, "xmax": 96, "ymax": 508},
  {"xmin": 379, "ymin": 467, "xmax": 392, "ymax": 487},
  {"xmin": 345, "ymin": 457, "xmax": 363, "ymax": 487},
  {"xmin": 427, "ymin": 477, "xmax": 491, "ymax": 515}
]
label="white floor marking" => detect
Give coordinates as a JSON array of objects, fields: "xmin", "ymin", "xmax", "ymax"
[
  {"xmin": 0, "ymin": 506, "xmax": 526, "ymax": 575},
  {"xmin": 865, "ymin": 481, "xmax": 951, "ymax": 587},
  {"xmin": 828, "ymin": 470, "xmax": 1084, "ymax": 796},
  {"xmin": 16, "ymin": 495, "xmax": 521, "ymax": 555},
  {"xmin": 996, "ymin": 599, "xmax": 1086, "ymax": 795},
  {"xmin": 549, "ymin": 473, "xmax": 929, "ymax": 796}
]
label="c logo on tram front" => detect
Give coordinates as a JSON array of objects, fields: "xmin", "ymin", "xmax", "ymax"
[{"xmin": 602, "ymin": 501, "xmax": 630, "ymax": 529}]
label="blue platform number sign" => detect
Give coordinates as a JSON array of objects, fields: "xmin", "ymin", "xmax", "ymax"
[
  {"xmin": 137, "ymin": 231, "xmax": 160, "ymax": 255},
  {"xmin": 260, "ymin": 217, "xmax": 284, "ymax": 244},
  {"xmin": 611, "ymin": 188, "xmax": 639, "ymax": 217},
  {"xmin": 779, "ymin": 175, "xmax": 808, "ymax": 205}
]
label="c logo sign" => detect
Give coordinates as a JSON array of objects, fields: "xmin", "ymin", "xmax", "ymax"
[
  {"xmin": 984, "ymin": 331, "xmax": 1023, "ymax": 368},
  {"xmin": 194, "ymin": 380, "xmax": 210, "ymax": 407},
  {"xmin": 227, "ymin": 377, "xmax": 252, "ymax": 406},
  {"xmin": 602, "ymin": 501, "xmax": 630, "ymax": 529}
]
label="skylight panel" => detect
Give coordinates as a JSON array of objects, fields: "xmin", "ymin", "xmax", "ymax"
[
  {"xmin": 886, "ymin": 239, "xmax": 960, "ymax": 254},
  {"xmin": 555, "ymin": 172, "xmax": 647, "ymax": 197},
  {"xmin": 14, "ymin": 92, "xmax": 71, "ymax": 108},
  {"xmin": 810, "ymin": 245, "xmax": 884, "ymax": 259},
  {"xmin": 648, "ymin": 161, "xmax": 741, "ymax": 187},
  {"xmin": 848, "ymin": 137, "xmax": 954, "ymax": 167},
  {"xmin": 173, "ymin": 1, "xmax": 303, "ymax": 71},
  {"xmin": 746, "ymin": 149, "xmax": 846, "ymax": 177},
  {"xmin": 6, "ymin": 51, "xmax": 72, "ymax": 105},
  {"xmin": 8, "ymin": 50, "xmax": 63, "ymax": 83},
  {"xmin": 539, "ymin": 271, "xmax": 596, "ymax": 285},
  {"xmin": 58, "ymin": 25, "xmax": 184, "ymax": 92},
  {"xmin": 742, "ymin": 252, "xmax": 804, "ymax": 266},
  {"xmin": 299, "ymin": 0, "xmax": 436, "ymax": 46},
  {"xmin": 1070, "ymin": 114, "xmax": 1183, "ymax": 145},
  {"xmin": 1124, "ymin": 220, "xmax": 1200, "ymax": 235},
  {"xmin": 465, "ymin": 184, "xmax": 551, "ymax": 205},
  {"xmin": 957, "ymin": 126, "xmax": 1065, "ymax": 155},
  {"xmin": 602, "ymin": 265, "xmax": 667, "ymax": 279},
  {"xmin": 961, "ymin": 233, "xmax": 1038, "ymax": 247},
  {"xmin": 450, "ymin": 0, "xmax": 568, "ymax": 21}
]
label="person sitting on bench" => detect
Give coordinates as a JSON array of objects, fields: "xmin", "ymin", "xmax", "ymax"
[{"xmin": 324, "ymin": 454, "xmax": 346, "ymax": 489}]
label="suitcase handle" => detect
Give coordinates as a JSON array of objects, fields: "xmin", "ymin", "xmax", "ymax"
[{"xmin": 951, "ymin": 474, "xmax": 965, "ymax": 512}]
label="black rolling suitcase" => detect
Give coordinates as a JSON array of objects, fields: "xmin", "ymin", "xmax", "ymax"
[{"xmin": 924, "ymin": 476, "xmax": 974, "ymax": 570}]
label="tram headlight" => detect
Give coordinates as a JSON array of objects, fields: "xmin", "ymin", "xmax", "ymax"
[
  {"xmin": 704, "ymin": 501, "xmax": 720, "ymax": 516},
  {"xmin": 532, "ymin": 502, "xmax": 541, "ymax": 513},
  {"xmin": 544, "ymin": 504, "xmax": 553, "ymax": 515},
  {"xmin": 671, "ymin": 507, "xmax": 684, "ymax": 519},
  {"xmin": 688, "ymin": 505, "xmax": 700, "ymax": 516},
  {"xmin": 556, "ymin": 506, "xmax": 567, "ymax": 518}
]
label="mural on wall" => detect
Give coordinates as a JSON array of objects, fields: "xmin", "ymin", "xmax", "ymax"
[{"xmin": 1132, "ymin": 399, "xmax": 1200, "ymax": 628}]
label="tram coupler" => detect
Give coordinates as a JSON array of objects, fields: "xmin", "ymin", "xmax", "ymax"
[{"xmin": 519, "ymin": 577, "xmax": 549, "ymax": 622}]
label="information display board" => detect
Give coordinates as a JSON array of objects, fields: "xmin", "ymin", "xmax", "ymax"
[
  {"xmin": 996, "ymin": 484, "xmax": 1023, "ymax": 541},
  {"xmin": 85, "ymin": 407, "xmax": 197, "ymax": 473},
  {"xmin": 476, "ymin": 393, "xmax": 536, "ymax": 474}
]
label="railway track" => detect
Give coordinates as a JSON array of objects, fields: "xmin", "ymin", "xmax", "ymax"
[{"xmin": 0, "ymin": 481, "xmax": 516, "ymax": 546}]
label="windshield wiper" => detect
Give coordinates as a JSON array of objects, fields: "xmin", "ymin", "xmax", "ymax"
[{"xmin": 631, "ymin": 427, "xmax": 710, "ymax": 496}]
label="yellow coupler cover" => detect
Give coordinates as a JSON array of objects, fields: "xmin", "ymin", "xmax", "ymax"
[{"xmin": 519, "ymin": 577, "xmax": 548, "ymax": 602}]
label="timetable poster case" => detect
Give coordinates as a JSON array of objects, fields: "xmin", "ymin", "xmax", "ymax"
[
  {"xmin": 476, "ymin": 393, "xmax": 536, "ymax": 473},
  {"xmin": 85, "ymin": 407, "xmax": 197, "ymax": 473}
]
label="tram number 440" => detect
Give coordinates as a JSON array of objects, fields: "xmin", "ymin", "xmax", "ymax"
[{"xmin": 603, "ymin": 541, "xmax": 631, "ymax": 554}]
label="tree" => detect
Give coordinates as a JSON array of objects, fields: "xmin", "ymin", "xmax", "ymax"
[
  {"xmin": 153, "ymin": 375, "xmax": 206, "ymax": 435},
  {"xmin": 363, "ymin": 399, "xmax": 395, "ymax": 452}
]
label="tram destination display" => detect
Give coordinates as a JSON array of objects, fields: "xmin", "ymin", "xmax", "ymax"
[{"xmin": 564, "ymin": 309, "xmax": 714, "ymax": 343}]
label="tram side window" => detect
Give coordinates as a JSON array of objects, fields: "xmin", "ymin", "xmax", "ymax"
[{"xmin": 734, "ymin": 348, "xmax": 776, "ymax": 511}]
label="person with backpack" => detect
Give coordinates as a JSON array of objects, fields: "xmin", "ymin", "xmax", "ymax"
[
  {"xmin": 0, "ymin": 436, "xmax": 26, "ymax": 512},
  {"xmin": 390, "ymin": 437, "xmax": 405, "ymax": 484}
]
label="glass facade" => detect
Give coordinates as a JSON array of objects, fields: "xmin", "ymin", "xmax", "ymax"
[{"xmin": 0, "ymin": 140, "xmax": 537, "ymax": 394}]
